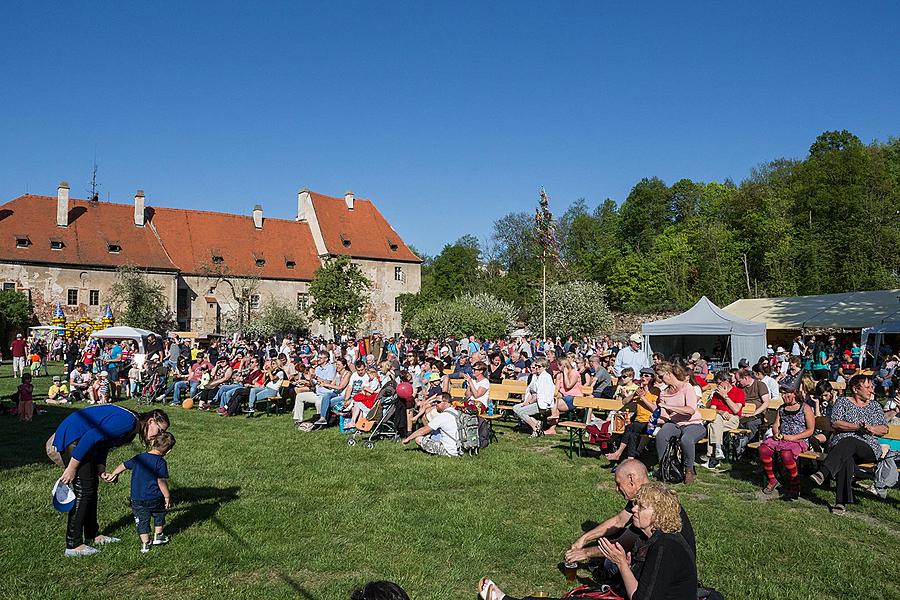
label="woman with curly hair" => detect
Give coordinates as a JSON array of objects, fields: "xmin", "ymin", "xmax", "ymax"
[{"xmin": 478, "ymin": 481, "xmax": 696, "ymax": 600}]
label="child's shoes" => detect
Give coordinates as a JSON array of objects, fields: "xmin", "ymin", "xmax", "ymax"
[
  {"xmin": 153, "ymin": 533, "xmax": 169, "ymax": 545},
  {"xmin": 140, "ymin": 542, "xmax": 151, "ymax": 554}
]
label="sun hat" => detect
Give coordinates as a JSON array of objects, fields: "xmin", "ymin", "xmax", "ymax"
[
  {"xmin": 689, "ymin": 352, "xmax": 701, "ymax": 362},
  {"xmin": 52, "ymin": 478, "xmax": 76, "ymax": 513},
  {"xmin": 776, "ymin": 346, "xmax": 786, "ymax": 353},
  {"xmin": 629, "ymin": 333, "xmax": 643, "ymax": 344},
  {"xmin": 99, "ymin": 371, "xmax": 108, "ymax": 378}
]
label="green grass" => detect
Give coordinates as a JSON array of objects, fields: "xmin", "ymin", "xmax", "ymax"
[{"xmin": 1, "ymin": 363, "xmax": 898, "ymax": 600}]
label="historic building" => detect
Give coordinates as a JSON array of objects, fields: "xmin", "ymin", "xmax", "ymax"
[{"xmin": 0, "ymin": 182, "xmax": 421, "ymax": 337}]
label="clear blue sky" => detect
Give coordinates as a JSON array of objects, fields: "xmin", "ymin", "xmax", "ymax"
[{"xmin": 2, "ymin": 2, "xmax": 898, "ymax": 256}]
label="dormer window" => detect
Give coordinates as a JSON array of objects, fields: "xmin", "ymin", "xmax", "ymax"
[
  {"xmin": 15, "ymin": 235, "xmax": 30, "ymax": 248},
  {"xmin": 340, "ymin": 234, "xmax": 351, "ymax": 248},
  {"xmin": 286, "ymin": 260, "xmax": 296, "ymax": 269},
  {"xmin": 387, "ymin": 238, "xmax": 399, "ymax": 251},
  {"xmin": 50, "ymin": 238, "xmax": 64, "ymax": 251},
  {"xmin": 107, "ymin": 243, "xmax": 121, "ymax": 254},
  {"xmin": 255, "ymin": 258, "xmax": 266, "ymax": 268},
  {"xmin": 212, "ymin": 255, "xmax": 224, "ymax": 265}
]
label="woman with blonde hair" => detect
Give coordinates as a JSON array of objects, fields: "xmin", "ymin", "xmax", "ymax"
[
  {"xmin": 547, "ymin": 353, "xmax": 579, "ymax": 434},
  {"xmin": 477, "ymin": 482, "xmax": 697, "ymax": 600},
  {"xmin": 654, "ymin": 362, "xmax": 704, "ymax": 485}
]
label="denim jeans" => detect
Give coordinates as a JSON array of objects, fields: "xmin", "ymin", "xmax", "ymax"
[
  {"xmin": 132, "ymin": 497, "xmax": 166, "ymax": 535},
  {"xmin": 172, "ymin": 380, "xmax": 199, "ymax": 405},
  {"xmin": 248, "ymin": 386, "xmax": 278, "ymax": 410},
  {"xmin": 318, "ymin": 390, "xmax": 345, "ymax": 418},
  {"xmin": 215, "ymin": 383, "xmax": 243, "ymax": 407}
]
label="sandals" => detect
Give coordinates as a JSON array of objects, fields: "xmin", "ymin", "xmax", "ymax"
[
  {"xmin": 830, "ymin": 504, "xmax": 846, "ymax": 515},
  {"xmin": 530, "ymin": 428, "xmax": 544, "ymax": 438},
  {"xmin": 478, "ymin": 578, "xmax": 503, "ymax": 600},
  {"xmin": 763, "ymin": 481, "xmax": 780, "ymax": 495}
]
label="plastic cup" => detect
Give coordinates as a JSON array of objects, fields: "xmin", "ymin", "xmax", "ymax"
[{"xmin": 564, "ymin": 561, "xmax": 579, "ymax": 582}]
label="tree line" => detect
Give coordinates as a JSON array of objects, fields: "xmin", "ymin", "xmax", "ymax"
[{"xmin": 402, "ymin": 130, "xmax": 900, "ymax": 328}]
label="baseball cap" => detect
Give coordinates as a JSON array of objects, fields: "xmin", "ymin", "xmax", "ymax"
[
  {"xmin": 52, "ymin": 478, "xmax": 76, "ymax": 512},
  {"xmin": 53, "ymin": 376, "xmax": 61, "ymax": 382},
  {"xmin": 99, "ymin": 370, "xmax": 108, "ymax": 378},
  {"xmin": 689, "ymin": 352, "xmax": 701, "ymax": 362},
  {"xmin": 16, "ymin": 333, "xmax": 22, "ymax": 338},
  {"xmin": 629, "ymin": 333, "xmax": 643, "ymax": 344}
]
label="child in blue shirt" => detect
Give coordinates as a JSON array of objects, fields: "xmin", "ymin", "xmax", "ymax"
[{"xmin": 103, "ymin": 431, "xmax": 175, "ymax": 553}]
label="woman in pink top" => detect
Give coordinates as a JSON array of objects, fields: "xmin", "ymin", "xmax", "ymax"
[
  {"xmin": 547, "ymin": 354, "xmax": 580, "ymax": 434},
  {"xmin": 654, "ymin": 362, "xmax": 705, "ymax": 484}
]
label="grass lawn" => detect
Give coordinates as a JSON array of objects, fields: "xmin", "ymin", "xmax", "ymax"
[{"xmin": 1, "ymin": 363, "xmax": 898, "ymax": 600}]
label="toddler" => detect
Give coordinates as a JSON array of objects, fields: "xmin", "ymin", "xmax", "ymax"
[
  {"xmin": 46, "ymin": 375, "xmax": 69, "ymax": 404},
  {"xmin": 16, "ymin": 374, "xmax": 34, "ymax": 422},
  {"xmin": 92, "ymin": 371, "xmax": 110, "ymax": 404},
  {"xmin": 127, "ymin": 363, "xmax": 142, "ymax": 398},
  {"xmin": 103, "ymin": 431, "xmax": 175, "ymax": 553}
]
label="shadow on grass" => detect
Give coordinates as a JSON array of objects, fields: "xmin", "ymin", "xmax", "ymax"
[
  {"xmin": 0, "ymin": 404, "xmax": 77, "ymax": 472},
  {"xmin": 105, "ymin": 485, "xmax": 241, "ymax": 536}
]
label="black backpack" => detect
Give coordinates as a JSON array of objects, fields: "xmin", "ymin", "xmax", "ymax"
[
  {"xmin": 477, "ymin": 417, "xmax": 491, "ymax": 450},
  {"xmin": 658, "ymin": 435, "xmax": 685, "ymax": 484}
]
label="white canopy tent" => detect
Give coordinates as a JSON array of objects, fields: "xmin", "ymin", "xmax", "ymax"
[
  {"xmin": 642, "ymin": 296, "xmax": 767, "ymax": 367},
  {"xmin": 860, "ymin": 321, "xmax": 900, "ymax": 367},
  {"xmin": 90, "ymin": 326, "xmax": 159, "ymax": 352}
]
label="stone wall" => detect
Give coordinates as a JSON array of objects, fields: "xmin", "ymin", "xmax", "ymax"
[{"xmin": 0, "ymin": 263, "xmax": 177, "ymax": 323}]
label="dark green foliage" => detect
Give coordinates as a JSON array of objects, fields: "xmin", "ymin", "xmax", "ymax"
[
  {"xmin": 309, "ymin": 255, "xmax": 372, "ymax": 337},
  {"xmin": 0, "ymin": 289, "xmax": 33, "ymax": 344},
  {"xmin": 108, "ymin": 266, "xmax": 174, "ymax": 333}
]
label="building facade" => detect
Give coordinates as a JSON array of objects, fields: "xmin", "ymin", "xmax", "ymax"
[{"xmin": 0, "ymin": 183, "xmax": 420, "ymax": 337}]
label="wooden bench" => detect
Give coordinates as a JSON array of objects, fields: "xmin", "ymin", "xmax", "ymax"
[{"xmin": 559, "ymin": 397, "xmax": 624, "ymax": 458}]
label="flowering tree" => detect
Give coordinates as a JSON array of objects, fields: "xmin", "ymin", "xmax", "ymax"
[{"xmin": 529, "ymin": 280, "xmax": 613, "ymax": 339}]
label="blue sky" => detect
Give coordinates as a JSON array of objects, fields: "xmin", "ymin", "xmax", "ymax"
[{"xmin": 2, "ymin": 2, "xmax": 898, "ymax": 256}]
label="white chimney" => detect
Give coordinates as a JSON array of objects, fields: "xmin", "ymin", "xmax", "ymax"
[
  {"xmin": 344, "ymin": 190, "xmax": 354, "ymax": 210},
  {"xmin": 56, "ymin": 181, "xmax": 69, "ymax": 227},
  {"xmin": 253, "ymin": 204, "xmax": 263, "ymax": 229},
  {"xmin": 134, "ymin": 190, "xmax": 145, "ymax": 227},
  {"xmin": 297, "ymin": 188, "xmax": 311, "ymax": 222}
]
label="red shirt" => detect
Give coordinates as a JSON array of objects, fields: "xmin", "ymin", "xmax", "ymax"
[
  {"xmin": 10, "ymin": 339, "xmax": 27, "ymax": 357},
  {"xmin": 709, "ymin": 385, "xmax": 745, "ymax": 416}
]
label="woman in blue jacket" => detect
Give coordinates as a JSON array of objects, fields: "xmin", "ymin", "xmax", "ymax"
[{"xmin": 51, "ymin": 405, "xmax": 170, "ymax": 556}]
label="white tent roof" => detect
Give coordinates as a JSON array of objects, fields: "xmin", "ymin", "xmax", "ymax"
[
  {"xmin": 643, "ymin": 296, "xmax": 765, "ymax": 336},
  {"xmin": 724, "ymin": 289, "xmax": 900, "ymax": 330},
  {"xmin": 90, "ymin": 326, "xmax": 159, "ymax": 341}
]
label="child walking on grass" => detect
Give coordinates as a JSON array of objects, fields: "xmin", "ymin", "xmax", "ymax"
[
  {"xmin": 102, "ymin": 431, "xmax": 176, "ymax": 553},
  {"xmin": 16, "ymin": 373, "xmax": 34, "ymax": 422}
]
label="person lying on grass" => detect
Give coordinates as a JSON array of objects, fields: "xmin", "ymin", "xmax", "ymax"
[
  {"xmin": 479, "ymin": 482, "xmax": 697, "ymax": 600},
  {"xmin": 102, "ymin": 431, "xmax": 176, "ymax": 553}
]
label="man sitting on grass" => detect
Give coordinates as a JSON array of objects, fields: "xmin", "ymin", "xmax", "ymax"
[
  {"xmin": 565, "ymin": 459, "xmax": 695, "ymax": 576},
  {"xmin": 401, "ymin": 392, "xmax": 460, "ymax": 456}
]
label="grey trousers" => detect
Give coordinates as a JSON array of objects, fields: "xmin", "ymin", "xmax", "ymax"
[{"xmin": 655, "ymin": 422, "xmax": 706, "ymax": 469}]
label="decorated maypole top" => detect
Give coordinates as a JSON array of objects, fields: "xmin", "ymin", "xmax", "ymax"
[{"xmin": 535, "ymin": 187, "xmax": 560, "ymax": 340}]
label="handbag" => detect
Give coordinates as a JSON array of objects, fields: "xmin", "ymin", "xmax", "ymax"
[{"xmin": 562, "ymin": 584, "xmax": 625, "ymax": 599}]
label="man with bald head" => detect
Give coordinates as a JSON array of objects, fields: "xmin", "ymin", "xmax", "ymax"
[{"xmin": 565, "ymin": 459, "xmax": 695, "ymax": 566}]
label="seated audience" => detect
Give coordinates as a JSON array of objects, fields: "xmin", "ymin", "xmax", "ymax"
[
  {"xmin": 758, "ymin": 386, "xmax": 814, "ymax": 498},
  {"xmin": 654, "ymin": 362, "xmax": 704, "ymax": 485}
]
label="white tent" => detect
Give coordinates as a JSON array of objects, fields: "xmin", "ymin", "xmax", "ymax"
[
  {"xmin": 642, "ymin": 296, "xmax": 767, "ymax": 367},
  {"xmin": 90, "ymin": 326, "xmax": 159, "ymax": 351},
  {"xmin": 860, "ymin": 321, "xmax": 900, "ymax": 367}
]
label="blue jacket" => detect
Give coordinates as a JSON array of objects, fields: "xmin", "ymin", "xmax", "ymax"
[{"xmin": 53, "ymin": 404, "xmax": 138, "ymax": 465}]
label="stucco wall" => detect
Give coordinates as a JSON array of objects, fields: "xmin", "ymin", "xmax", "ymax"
[
  {"xmin": 0, "ymin": 263, "xmax": 177, "ymax": 323},
  {"xmin": 353, "ymin": 258, "xmax": 421, "ymax": 337}
]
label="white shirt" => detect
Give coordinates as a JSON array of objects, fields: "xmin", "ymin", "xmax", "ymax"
[
  {"xmin": 519, "ymin": 341, "xmax": 532, "ymax": 358},
  {"xmin": 430, "ymin": 407, "xmax": 460, "ymax": 455},
  {"xmin": 614, "ymin": 346, "xmax": 650, "ymax": 377},
  {"xmin": 347, "ymin": 372, "xmax": 367, "ymax": 396},
  {"xmin": 468, "ymin": 377, "xmax": 490, "ymax": 409},
  {"xmin": 527, "ymin": 371, "xmax": 556, "ymax": 410},
  {"xmin": 762, "ymin": 375, "xmax": 780, "ymax": 400}
]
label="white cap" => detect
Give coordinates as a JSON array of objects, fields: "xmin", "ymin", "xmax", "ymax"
[
  {"xmin": 629, "ymin": 333, "xmax": 643, "ymax": 344},
  {"xmin": 52, "ymin": 478, "xmax": 76, "ymax": 512}
]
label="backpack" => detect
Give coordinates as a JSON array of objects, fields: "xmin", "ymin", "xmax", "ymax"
[
  {"xmin": 874, "ymin": 450, "xmax": 899, "ymax": 498},
  {"xmin": 454, "ymin": 411, "xmax": 482, "ymax": 455},
  {"xmin": 658, "ymin": 435, "xmax": 685, "ymax": 484},
  {"xmin": 477, "ymin": 417, "xmax": 491, "ymax": 450}
]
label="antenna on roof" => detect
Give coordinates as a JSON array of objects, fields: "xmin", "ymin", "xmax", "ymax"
[{"xmin": 88, "ymin": 150, "xmax": 100, "ymax": 203}]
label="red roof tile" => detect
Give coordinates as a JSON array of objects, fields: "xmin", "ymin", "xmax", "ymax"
[
  {"xmin": 0, "ymin": 195, "xmax": 178, "ymax": 271},
  {"xmin": 309, "ymin": 192, "xmax": 420, "ymax": 262},
  {"xmin": 146, "ymin": 206, "xmax": 320, "ymax": 280}
]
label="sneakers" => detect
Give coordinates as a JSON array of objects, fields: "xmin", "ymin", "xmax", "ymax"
[
  {"xmin": 245, "ymin": 410, "xmax": 255, "ymax": 418},
  {"xmin": 699, "ymin": 458, "xmax": 721, "ymax": 470},
  {"xmin": 313, "ymin": 417, "xmax": 328, "ymax": 426},
  {"xmin": 140, "ymin": 542, "xmax": 152, "ymax": 554},
  {"xmin": 65, "ymin": 546, "xmax": 99, "ymax": 557},
  {"xmin": 93, "ymin": 535, "xmax": 121, "ymax": 545},
  {"xmin": 152, "ymin": 533, "xmax": 169, "ymax": 545}
]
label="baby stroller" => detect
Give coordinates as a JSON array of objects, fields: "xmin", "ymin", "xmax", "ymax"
[
  {"xmin": 137, "ymin": 369, "xmax": 166, "ymax": 405},
  {"xmin": 347, "ymin": 385, "xmax": 400, "ymax": 449}
]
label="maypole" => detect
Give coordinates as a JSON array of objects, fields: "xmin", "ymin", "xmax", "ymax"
[{"xmin": 535, "ymin": 187, "xmax": 560, "ymax": 341}]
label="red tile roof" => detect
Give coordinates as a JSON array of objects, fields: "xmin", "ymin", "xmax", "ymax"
[
  {"xmin": 146, "ymin": 206, "xmax": 320, "ymax": 280},
  {"xmin": 0, "ymin": 195, "xmax": 178, "ymax": 271},
  {"xmin": 0, "ymin": 195, "xmax": 320, "ymax": 280},
  {"xmin": 309, "ymin": 192, "xmax": 420, "ymax": 262}
]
